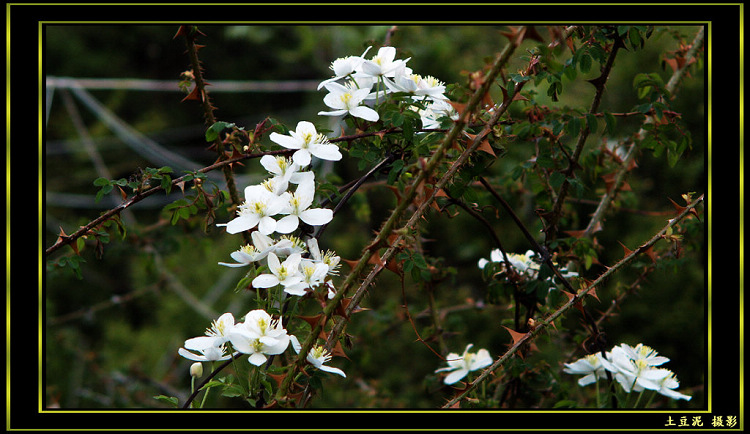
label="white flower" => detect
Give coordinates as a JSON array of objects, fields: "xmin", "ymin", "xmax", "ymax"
[
  {"xmin": 177, "ymin": 312, "xmax": 238, "ymax": 361},
  {"xmin": 317, "ymin": 46, "xmax": 372, "ymax": 90},
  {"xmin": 386, "ymin": 70, "xmax": 447, "ymax": 101},
  {"xmin": 563, "ymin": 353, "xmax": 609, "ymax": 386},
  {"xmin": 251, "ymin": 252, "xmax": 303, "ymax": 289},
  {"xmin": 600, "ymin": 344, "xmax": 673, "ymax": 393},
  {"xmin": 654, "ymin": 370, "xmax": 692, "ymax": 401},
  {"xmin": 272, "ymin": 235, "xmax": 308, "ymax": 258},
  {"xmin": 416, "ymin": 98, "xmax": 458, "ymax": 129},
  {"xmin": 478, "ymin": 249, "xmax": 540, "ymax": 276},
  {"xmin": 478, "ymin": 249, "xmax": 578, "ymax": 283},
  {"xmin": 434, "ymin": 344, "xmax": 492, "ymax": 385},
  {"xmin": 318, "ymin": 81, "xmax": 380, "ymax": 122},
  {"xmin": 275, "ymin": 178, "xmax": 333, "ymax": 234},
  {"xmin": 177, "ymin": 312, "xmax": 235, "ymax": 362},
  {"xmin": 307, "ymin": 237, "xmax": 341, "ymax": 276},
  {"xmin": 306, "ymin": 345, "xmax": 346, "ymax": 377},
  {"xmin": 619, "ymin": 343, "xmax": 670, "ymax": 367},
  {"xmin": 204, "ymin": 312, "xmax": 236, "ymax": 345},
  {"xmin": 269, "ymin": 121, "xmax": 342, "ymax": 167},
  {"xmin": 259, "ymin": 155, "xmax": 307, "ymax": 193},
  {"xmin": 284, "ymin": 259, "xmax": 329, "ymax": 296},
  {"xmin": 218, "ymin": 184, "xmax": 288, "ymax": 235},
  {"xmin": 360, "ymin": 46, "xmax": 409, "ymax": 79},
  {"xmin": 228, "ymin": 309, "xmax": 292, "ymax": 366},
  {"xmin": 218, "ymin": 243, "xmax": 267, "ymax": 268},
  {"xmin": 178, "ymin": 336, "xmax": 233, "ymax": 362}
]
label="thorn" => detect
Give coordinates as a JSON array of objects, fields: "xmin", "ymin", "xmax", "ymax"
[{"xmin": 502, "ymin": 326, "xmax": 527, "ymax": 346}]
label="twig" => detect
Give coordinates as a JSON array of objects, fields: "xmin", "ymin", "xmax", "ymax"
[
  {"xmin": 180, "ymin": 25, "xmax": 249, "ymax": 244},
  {"xmin": 545, "ymin": 30, "xmax": 624, "ymax": 242}
]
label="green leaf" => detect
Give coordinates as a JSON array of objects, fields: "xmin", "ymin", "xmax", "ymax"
[
  {"xmin": 628, "ymin": 27, "xmax": 643, "ymax": 50},
  {"xmin": 93, "ymin": 177, "xmax": 110, "ymax": 187},
  {"xmin": 412, "ymin": 253, "xmax": 428, "ymax": 270},
  {"xmin": 585, "ymin": 113, "xmax": 598, "ymax": 134},
  {"xmin": 604, "ymin": 112, "xmax": 616, "ymax": 135},
  {"xmin": 579, "ymin": 54, "xmax": 592, "ymax": 73},
  {"xmin": 549, "ymin": 171, "xmax": 566, "ymax": 189},
  {"xmin": 153, "ymin": 395, "xmax": 180, "ymax": 408},
  {"xmin": 205, "ymin": 121, "xmax": 236, "ymax": 142},
  {"xmin": 565, "ymin": 116, "xmax": 582, "ymax": 137},
  {"xmin": 161, "ymin": 175, "xmax": 172, "ymax": 194}
]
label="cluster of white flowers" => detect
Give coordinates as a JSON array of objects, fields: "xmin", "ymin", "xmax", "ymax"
[
  {"xmin": 478, "ymin": 249, "xmax": 578, "ymax": 283},
  {"xmin": 564, "ymin": 343, "xmax": 692, "ymax": 402},
  {"xmin": 179, "ymin": 309, "xmax": 347, "ymax": 377},
  {"xmin": 179, "ymin": 44, "xmax": 460, "ymax": 386},
  {"xmin": 317, "ymin": 45, "xmax": 457, "ymax": 128},
  {"xmin": 215, "ymin": 150, "xmax": 341, "ymax": 299},
  {"xmin": 434, "ymin": 344, "xmax": 492, "ymax": 385}
]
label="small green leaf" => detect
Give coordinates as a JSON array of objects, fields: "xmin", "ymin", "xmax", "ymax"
[
  {"xmin": 205, "ymin": 122, "xmax": 236, "ymax": 142},
  {"xmin": 412, "ymin": 253, "xmax": 428, "ymax": 270},
  {"xmin": 549, "ymin": 171, "xmax": 566, "ymax": 189},
  {"xmin": 604, "ymin": 112, "xmax": 616, "ymax": 135},
  {"xmin": 585, "ymin": 114, "xmax": 598, "ymax": 134},
  {"xmin": 153, "ymin": 395, "xmax": 180, "ymax": 408}
]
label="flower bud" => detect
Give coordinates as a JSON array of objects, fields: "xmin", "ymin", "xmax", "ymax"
[{"xmin": 190, "ymin": 362, "xmax": 203, "ymax": 378}]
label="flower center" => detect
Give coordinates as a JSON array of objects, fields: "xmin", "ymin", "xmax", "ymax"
[
  {"xmin": 289, "ymin": 194, "xmax": 302, "ymax": 213},
  {"xmin": 339, "ymin": 92, "xmax": 353, "ymax": 107},
  {"xmin": 277, "ymin": 265, "xmax": 289, "ymax": 280},
  {"xmin": 252, "ymin": 201, "xmax": 268, "ymax": 216},
  {"xmin": 257, "ymin": 318, "xmax": 268, "ymax": 334},
  {"xmin": 302, "ymin": 264, "xmax": 316, "ymax": 280},
  {"xmin": 252, "ymin": 338, "xmax": 265, "ymax": 353},
  {"xmin": 276, "ymin": 157, "xmax": 290, "ymax": 171},
  {"xmin": 301, "ymin": 132, "xmax": 314, "ymax": 147}
]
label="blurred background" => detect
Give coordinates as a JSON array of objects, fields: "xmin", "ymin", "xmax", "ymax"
[{"xmin": 44, "ymin": 25, "xmax": 705, "ymax": 409}]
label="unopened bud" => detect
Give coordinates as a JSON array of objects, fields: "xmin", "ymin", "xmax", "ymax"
[{"xmin": 190, "ymin": 362, "xmax": 203, "ymax": 378}]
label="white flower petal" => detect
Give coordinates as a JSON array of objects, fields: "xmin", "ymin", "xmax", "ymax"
[
  {"xmin": 269, "ymin": 132, "xmax": 301, "ymax": 150},
  {"xmin": 252, "ymin": 274, "xmax": 280, "ymax": 288},
  {"xmin": 225, "ymin": 215, "xmax": 259, "ymax": 234},
  {"xmin": 318, "ymin": 109, "xmax": 349, "ymax": 117},
  {"xmin": 349, "ymin": 105, "xmax": 380, "ymax": 122},
  {"xmin": 292, "ymin": 149, "xmax": 312, "ymax": 167},
  {"xmin": 178, "ymin": 348, "xmax": 208, "ymax": 362},
  {"xmin": 443, "ymin": 368, "xmax": 469, "ymax": 385},
  {"xmin": 257, "ymin": 216, "xmax": 277, "ymax": 235},
  {"xmin": 275, "ymin": 215, "xmax": 300, "ymax": 234},
  {"xmin": 248, "ymin": 352, "xmax": 268, "ymax": 366},
  {"xmin": 319, "ymin": 365, "xmax": 347, "ymax": 378},
  {"xmin": 300, "ymin": 208, "xmax": 333, "ymax": 226},
  {"xmin": 310, "ymin": 144, "xmax": 343, "ymax": 161}
]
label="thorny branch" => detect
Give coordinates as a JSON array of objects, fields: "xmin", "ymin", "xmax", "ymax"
[
  {"xmin": 442, "ymin": 194, "xmax": 704, "ymax": 408},
  {"xmin": 544, "ymin": 30, "xmax": 625, "ymax": 242},
  {"xmin": 44, "ymin": 149, "xmax": 292, "ymax": 257},
  {"xmin": 275, "ymin": 26, "xmax": 532, "ymax": 403}
]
